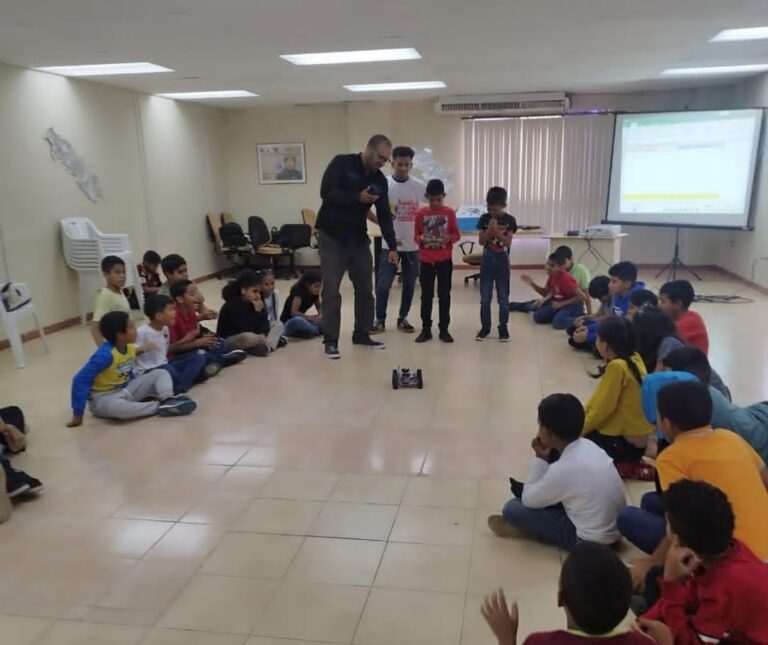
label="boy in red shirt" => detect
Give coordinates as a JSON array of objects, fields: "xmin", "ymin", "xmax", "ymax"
[
  {"xmin": 512, "ymin": 254, "xmax": 583, "ymax": 329},
  {"xmin": 414, "ymin": 179, "xmax": 460, "ymax": 343},
  {"xmin": 642, "ymin": 479, "xmax": 768, "ymax": 645},
  {"xmin": 482, "ymin": 542, "xmax": 669, "ymax": 645},
  {"xmin": 659, "ymin": 280, "xmax": 709, "ymax": 355},
  {"xmin": 168, "ymin": 280, "xmax": 246, "ymax": 377}
]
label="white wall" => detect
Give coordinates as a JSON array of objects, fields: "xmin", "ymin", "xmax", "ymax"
[{"xmin": 0, "ymin": 62, "xmax": 228, "ymax": 339}]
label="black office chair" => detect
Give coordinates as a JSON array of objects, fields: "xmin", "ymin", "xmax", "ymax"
[
  {"xmin": 275, "ymin": 223, "xmax": 312, "ymax": 277},
  {"xmin": 247, "ymin": 215, "xmax": 287, "ymax": 272}
]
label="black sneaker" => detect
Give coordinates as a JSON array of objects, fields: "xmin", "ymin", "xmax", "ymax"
[
  {"xmin": 19, "ymin": 472, "xmax": 44, "ymax": 494},
  {"xmin": 498, "ymin": 327, "xmax": 510, "ymax": 342},
  {"xmin": 475, "ymin": 328, "xmax": 491, "ymax": 341},
  {"xmin": 415, "ymin": 329, "xmax": 433, "ymax": 343},
  {"xmin": 509, "ymin": 301, "xmax": 532, "ymax": 313},
  {"xmin": 370, "ymin": 321, "xmax": 385, "ymax": 334},
  {"xmin": 2, "ymin": 461, "xmax": 31, "ymax": 498},
  {"xmin": 439, "ymin": 330, "xmax": 454, "ymax": 343},
  {"xmin": 158, "ymin": 395, "xmax": 197, "ymax": 417},
  {"xmin": 277, "ymin": 336, "xmax": 288, "ymax": 348},
  {"xmin": 352, "ymin": 335, "xmax": 385, "ymax": 349},
  {"xmin": 247, "ymin": 344, "xmax": 270, "ymax": 357},
  {"xmin": 221, "ymin": 349, "xmax": 247, "ymax": 367},
  {"xmin": 397, "ymin": 318, "xmax": 415, "ymax": 333},
  {"xmin": 324, "ymin": 343, "xmax": 341, "ymax": 359}
]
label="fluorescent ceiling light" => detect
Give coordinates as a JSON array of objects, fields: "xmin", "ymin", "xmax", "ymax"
[
  {"xmin": 35, "ymin": 62, "xmax": 173, "ymax": 76},
  {"xmin": 344, "ymin": 81, "xmax": 446, "ymax": 92},
  {"xmin": 661, "ymin": 63, "xmax": 768, "ymax": 76},
  {"xmin": 281, "ymin": 48, "xmax": 420, "ymax": 65},
  {"xmin": 157, "ymin": 90, "xmax": 258, "ymax": 100},
  {"xmin": 710, "ymin": 26, "xmax": 768, "ymax": 42}
]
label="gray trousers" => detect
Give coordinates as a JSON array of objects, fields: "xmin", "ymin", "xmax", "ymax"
[
  {"xmin": 89, "ymin": 370, "xmax": 174, "ymax": 420},
  {"xmin": 318, "ymin": 232, "xmax": 374, "ymax": 343},
  {"xmin": 226, "ymin": 322, "xmax": 284, "ymax": 352}
]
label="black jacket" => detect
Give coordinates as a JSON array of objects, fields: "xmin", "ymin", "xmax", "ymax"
[
  {"xmin": 316, "ymin": 153, "xmax": 397, "ymax": 248},
  {"xmin": 216, "ymin": 299, "xmax": 270, "ymax": 338}
]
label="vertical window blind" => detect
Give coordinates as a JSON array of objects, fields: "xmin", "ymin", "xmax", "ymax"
[{"xmin": 463, "ymin": 114, "xmax": 615, "ymax": 232}]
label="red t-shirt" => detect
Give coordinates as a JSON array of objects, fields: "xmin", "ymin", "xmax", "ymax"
[
  {"xmin": 168, "ymin": 304, "xmax": 198, "ymax": 356},
  {"xmin": 414, "ymin": 206, "xmax": 460, "ymax": 263},
  {"xmin": 524, "ymin": 631, "xmax": 651, "ymax": 645},
  {"xmin": 676, "ymin": 310, "xmax": 709, "ymax": 355},
  {"xmin": 547, "ymin": 271, "xmax": 580, "ymax": 301},
  {"xmin": 643, "ymin": 540, "xmax": 768, "ymax": 645}
]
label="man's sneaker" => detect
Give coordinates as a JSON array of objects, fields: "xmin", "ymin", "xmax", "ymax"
[
  {"xmin": 498, "ymin": 327, "xmax": 510, "ymax": 342},
  {"xmin": 475, "ymin": 328, "xmax": 491, "ymax": 341},
  {"xmin": 370, "ymin": 321, "xmax": 385, "ymax": 334},
  {"xmin": 277, "ymin": 336, "xmax": 288, "ymax": 348},
  {"xmin": 397, "ymin": 318, "xmax": 415, "ymax": 333},
  {"xmin": 2, "ymin": 460, "xmax": 31, "ymax": 498},
  {"xmin": 202, "ymin": 362, "xmax": 222, "ymax": 379},
  {"xmin": 221, "ymin": 349, "xmax": 247, "ymax": 367},
  {"xmin": 352, "ymin": 335, "xmax": 385, "ymax": 349},
  {"xmin": 415, "ymin": 329, "xmax": 433, "ymax": 343},
  {"xmin": 324, "ymin": 343, "xmax": 341, "ymax": 359},
  {"xmin": 158, "ymin": 395, "xmax": 197, "ymax": 417},
  {"xmin": 247, "ymin": 344, "xmax": 270, "ymax": 357},
  {"xmin": 439, "ymin": 330, "xmax": 454, "ymax": 343}
]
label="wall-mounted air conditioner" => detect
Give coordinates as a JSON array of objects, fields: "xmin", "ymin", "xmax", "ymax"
[{"xmin": 435, "ymin": 92, "xmax": 570, "ymax": 117}]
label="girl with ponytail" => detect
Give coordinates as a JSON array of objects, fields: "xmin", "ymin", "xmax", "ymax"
[{"xmin": 583, "ymin": 317, "xmax": 654, "ymax": 479}]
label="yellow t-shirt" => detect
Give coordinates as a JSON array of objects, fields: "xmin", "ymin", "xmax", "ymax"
[
  {"xmin": 583, "ymin": 353, "xmax": 653, "ymax": 438},
  {"xmin": 93, "ymin": 287, "xmax": 130, "ymax": 322},
  {"xmin": 658, "ymin": 427, "xmax": 768, "ymax": 560},
  {"xmin": 92, "ymin": 344, "xmax": 137, "ymax": 393}
]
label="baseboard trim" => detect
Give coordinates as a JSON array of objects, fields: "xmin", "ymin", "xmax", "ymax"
[{"xmin": 714, "ymin": 266, "xmax": 768, "ymax": 296}]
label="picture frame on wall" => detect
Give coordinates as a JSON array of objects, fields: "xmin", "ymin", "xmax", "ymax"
[{"xmin": 258, "ymin": 142, "xmax": 306, "ymax": 184}]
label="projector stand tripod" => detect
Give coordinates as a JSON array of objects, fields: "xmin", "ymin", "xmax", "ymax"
[{"xmin": 655, "ymin": 227, "xmax": 702, "ymax": 282}]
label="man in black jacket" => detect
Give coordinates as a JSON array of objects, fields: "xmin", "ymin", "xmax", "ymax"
[{"xmin": 316, "ymin": 134, "xmax": 399, "ymax": 359}]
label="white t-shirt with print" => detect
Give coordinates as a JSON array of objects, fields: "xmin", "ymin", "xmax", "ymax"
[
  {"xmin": 135, "ymin": 324, "xmax": 169, "ymax": 374},
  {"xmin": 383, "ymin": 176, "xmax": 424, "ymax": 252}
]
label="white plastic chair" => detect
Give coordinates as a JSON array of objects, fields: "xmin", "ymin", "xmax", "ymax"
[
  {"xmin": 0, "ymin": 283, "xmax": 49, "ymax": 368},
  {"xmin": 60, "ymin": 218, "xmax": 143, "ymax": 324}
]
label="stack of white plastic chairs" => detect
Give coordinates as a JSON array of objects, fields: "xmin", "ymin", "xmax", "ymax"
[{"xmin": 60, "ymin": 217, "xmax": 143, "ymax": 324}]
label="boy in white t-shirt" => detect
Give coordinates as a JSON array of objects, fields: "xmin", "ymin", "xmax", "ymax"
[
  {"xmin": 369, "ymin": 146, "xmax": 423, "ymax": 334},
  {"xmin": 136, "ymin": 295, "xmax": 206, "ymax": 394}
]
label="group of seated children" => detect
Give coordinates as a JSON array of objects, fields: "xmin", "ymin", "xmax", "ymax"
[
  {"xmin": 485, "ymin": 381, "xmax": 768, "ymax": 644},
  {"xmin": 68, "ymin": 250, "xmax": 310, "ymax": 426}
]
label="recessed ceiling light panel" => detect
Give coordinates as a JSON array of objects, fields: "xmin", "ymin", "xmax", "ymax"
[
  {"xmin": 35, "ymin": 62, "xmax": 173, "ymax": 76},
  {"xmin": 281, "ymin": 48, "xmax": 421, "ymax": 65},
  {"xmin": 661, "ymin": 64, "xmax": 768, "ymax": 76},
  {"xmin": 344, "ymin": 80, "xmax": 446, "ymax": 92},
  {"xmin": 710, "ymin": 27, "xmax": 768, "ymax": 42},
  {"xmin": 157, "ymin": 90, "xmax": 258, "ymax": 100}
]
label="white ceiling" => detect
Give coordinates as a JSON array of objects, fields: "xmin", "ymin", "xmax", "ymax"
[{"xmin": 1, "ymin": 0, "xmax": 767, "ymax": 106}]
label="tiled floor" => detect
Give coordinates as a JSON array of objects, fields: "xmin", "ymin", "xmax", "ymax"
[{"xmin": 0, "ymin": 267, "xmax": 766, "ymax": 645}]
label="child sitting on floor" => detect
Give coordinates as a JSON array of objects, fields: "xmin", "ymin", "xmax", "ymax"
[
  {"xmin": 217, "ymin": 270, "xmax": 282, "ymax": 355},
  {"xmin": 582, "ymin": 317, "xmax": 654, "ymax": 480},
  {"xmin": 623, "ymin": 380, "xmax": 768, "ymax": 589},
  {"xmin": 568, "ymin": 276, "xmax": 611, "ymax": 338},
  {"xmin": 482, "ymin": 542, "xmax": 668, "ymax": 645},
  {"xmin": 627, "ymin": 289, "xmax": 658, "ymax": 319},
  {"xmin": 280, "ymin": 270, "xmax": 323, "ymax": 338},
  {"xmin": 487, "ymin": 393, "xmax": 625, "ymax": 551},
  {"xmin": 658, "ymin": 280, "xmax": 709, "ymax": 355},
  {"xmin": 92, "ymin": 255, "xmax": 131, "ymax": 345},
  {"xmin": 68, "ymin": 311, "xmax": 197, "ymax": 426},
  {"xmin": 641, "ymin": 479, "xmax": 768, "ymax": 644},
  {"xmin": 135, "ymin": 294, "xmax": 206, "ymax": 393},
  {"xmin": 510, "ymin": 253, "xmax": 584, "ymax": 330},
  {"xmin": 168, "ymin": 280, "xmax": 246, "ymax": 371},
  {"xmin": 158, "ymin": 253, "xmax": 218, "ymax": 320},
  {"xmin": 127, "ymin": 250, "xmax": 162, "ymax": 309}
]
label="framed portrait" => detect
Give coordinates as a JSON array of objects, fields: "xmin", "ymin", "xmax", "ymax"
[{"xmin": 258, "ymin": 142, "xmax": 306, "ymax": 184}]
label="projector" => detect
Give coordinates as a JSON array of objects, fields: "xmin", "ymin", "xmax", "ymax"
[{"xmin": 585, "ymin": 224, "xmax": 622, "ymax": 237}]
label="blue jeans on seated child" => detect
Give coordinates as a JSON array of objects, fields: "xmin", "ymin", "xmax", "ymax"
[
  {"xmin": 162, "ymin": 350, "xmax": 206, "ymax": 393},
  {"xmin": 533, "ymin": 302, "xmax": 585, "ymax": 329},
  {"xmin": 617, "ymin": 491, "xmax": 666, "ymax": 555},
  {"xmin": 480, "ymin": 252, "xmax": 510, "ymax": 331},
  {"xmin": 284, "ymin": 317, "xmax": 321, "ymax": 338},
  {"xmin": 502, "ymin": 498, "xmax": 578, "ymax": 551}
]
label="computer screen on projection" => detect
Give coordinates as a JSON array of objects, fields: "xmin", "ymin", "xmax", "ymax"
[{"xmin": 606, "ymin": 109, "xmax": 763, "ymax": 229}]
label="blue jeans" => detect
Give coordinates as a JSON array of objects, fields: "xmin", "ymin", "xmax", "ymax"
[
  {"xmin": 284, "ymin": 317, "xmax": 321, "ymax": 338},
  {"xmin": 533, "ymin": 302, "xmax": 585, "ymax": 329},
  {"xmin": 480, "ymin": 252, "xmax": 510, "ymax": 331},
  {"xmin": 174, "ymin": 336, "xmax": 232, "ymax": 367},
  {"xmin": 502, "ymin": 498, "xmax": 578, "ymax": 550},
  {"xmin": 163, "ymin": 350, "xmax": 206, "ymax": 393},
  {"xmin": 375, "ymin": 250, "xmax": 419, "ymax": 323},
  {"xmin": 617, "ymin": 492, "xmax": 666, "ymax": 555}
]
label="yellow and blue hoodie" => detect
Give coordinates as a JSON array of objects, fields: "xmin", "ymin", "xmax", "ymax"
[{"xmin": 71, "ymin": 343, "xmax": 136, "ymax": 416}]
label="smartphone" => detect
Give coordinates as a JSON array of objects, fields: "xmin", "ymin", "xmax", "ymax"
[{"xmin": 367, "ymin": 184, "xmax": 381, "ymax": 196}]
